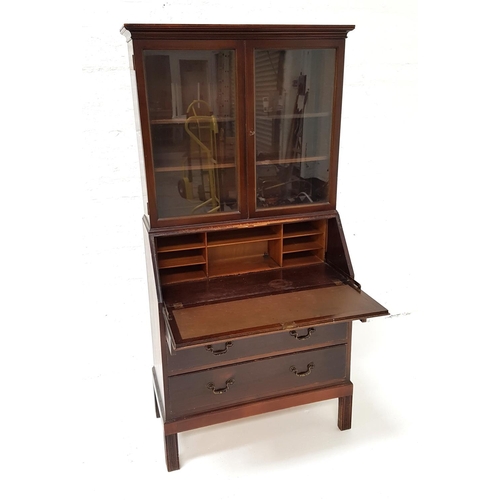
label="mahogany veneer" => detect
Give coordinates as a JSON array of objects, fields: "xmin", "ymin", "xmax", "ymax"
[{"xmin": 122, "ymin": 23, "xmax": 388, "ymax": 471}]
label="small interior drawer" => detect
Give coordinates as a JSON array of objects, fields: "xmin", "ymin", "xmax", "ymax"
[{"xmin": 166, "ymin": 322, "xmax": 349, "ymax": 375}]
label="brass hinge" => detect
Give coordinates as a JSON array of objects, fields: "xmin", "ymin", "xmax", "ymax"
[{"xmin": 161, "ymin": 306, "xmax": 172, "ymax": 324}]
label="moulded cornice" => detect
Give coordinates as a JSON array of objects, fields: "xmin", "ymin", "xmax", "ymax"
[{"xmin": 120, "ymin": 24, "xmax": 355, "ymax": 41}]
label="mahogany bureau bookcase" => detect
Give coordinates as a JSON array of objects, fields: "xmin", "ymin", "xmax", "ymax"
[{"xmin": 121, "ymin": 24, "xmax": 388, "ymax": 471}]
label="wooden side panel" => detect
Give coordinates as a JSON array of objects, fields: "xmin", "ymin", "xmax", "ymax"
[
  {"xmin": 126, "ymin": 40, "xmax": 150, "ymax": 222},
  {"xmin": 143, "ymin": 223, "xmax": 165, "ymax": 417},
  {"xmin": 326, "ymin": 214, "xmax": 354, "ymax": 277}
]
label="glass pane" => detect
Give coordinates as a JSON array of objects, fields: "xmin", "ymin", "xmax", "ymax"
[
  {"xmin": 144, "ymin": 50, "xmax": 238, "ymax": 219},
  {"xmin": 254, "ymin": 48, "xmax": 336, "ymax": 209}
]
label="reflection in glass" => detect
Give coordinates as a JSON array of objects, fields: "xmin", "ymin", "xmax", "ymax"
[
  {"xmin": 144, "ymin": 50, "xmax": 238, "ymax": 219},
  {"xmin": 254, "ymin": 49, "xmax": 336, "ymax": 209}
]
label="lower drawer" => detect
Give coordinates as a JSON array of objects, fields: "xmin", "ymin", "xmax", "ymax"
[
  {"xmin": 167, "ymin": 344, "xmax": 347, "ymax": 419},
  {"xmin": 166, "ymin": 322, "xmax": 349, "ymax": 374}
]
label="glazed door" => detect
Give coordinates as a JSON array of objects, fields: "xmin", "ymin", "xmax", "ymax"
[
  {"xmin": 133, "ymin": 37, "xmax": 347, "ymax": 225},
  {"xmin": 246, "ymin": 39, "xmax": 345, "ymax": 217},
  {"xmin": 134, "ymin": 40, "xmax": 247, "ymax": 226}
]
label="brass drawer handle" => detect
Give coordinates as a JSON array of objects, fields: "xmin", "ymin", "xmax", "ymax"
[
  {"xmin": 290, "ymin": 363, "xmax": 315, "ymax": 377},
  {"xmin": 207, "ymin": 378, "xmax": 234, "ymax": 394},
  {"xmin": 205, "ymin": 342, "xmax": 233, "ymax": 355},
  {"xmin": 289, "ymin": 328, "xmax": 315, "ymax": 340}
]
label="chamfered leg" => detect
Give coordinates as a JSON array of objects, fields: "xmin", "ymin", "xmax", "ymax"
[
  {"xmin": 337, "ymin": 395, "xmax": 353, "ymax": 431},
  {"xmin": 165, "ymin": 433, "xmax": 180, "ymax": 471}
]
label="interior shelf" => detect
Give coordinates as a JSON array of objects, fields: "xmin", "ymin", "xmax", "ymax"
[
  {"xmin": 157, "ymin": 234, "xmax": 206, "ymax": 253},
  {"xmin": 208, "ymin": 255, "xmax": 280, "ymax": 277},
  {"xmin": 158, "ymin": 253, "xmax": 206, "ymax": 269},
  {"xmin": 282, "ymin": 240, "xmax": 323, "ymax": 254},
  {"xmin": 283, "ymin": 221, "xmax": 324, "ymax": 238},
  {"xmin": 155, "ymin": 162, "xmax": 236, "ymax": 173},
  {"xmin": 150, "ymin": 116, "xmax": 236, "ymax": 125},
  {"xmin": 160, "ymin": 267, "xmax": 207, "ymax": 285},
  {"xmin": 256, "ymin": 155, "xmax": 328, "ymax": 167},
  {"xmin": 255, "ymin": 111, "xmax": 330, "ymax": 120},
  {"xmin": 207, "ymin": 227, "xmax": 280, "ymax": 247},
  {"xmin": 282, "ymin": 253, "xmax": 323, "ymax": 267}
]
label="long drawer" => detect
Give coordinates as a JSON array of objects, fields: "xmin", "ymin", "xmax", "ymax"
[
  {"xmin": 166, "ymin": 321, "xmax": 348, "ymax": 375},
  {"xmin": 167, "ymin": 344, "xmax": 347, "ymax": 419}
]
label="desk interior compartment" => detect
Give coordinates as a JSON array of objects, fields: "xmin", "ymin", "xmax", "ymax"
[{"xmin": 156, "ymin": 233, "xmax": 207, "ymax": 284}]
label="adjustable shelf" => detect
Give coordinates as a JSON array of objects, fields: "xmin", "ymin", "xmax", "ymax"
[
  {"xmin": 154, "ymin": 162, "xmax": 237, "ymax": 173},
  {"xmin": 256, "ymin": 155, "xmax": 328, "ymax": 167},
  {"xmin": 255, "ymin": 111, "xmax": 330, "ymax": 120}
]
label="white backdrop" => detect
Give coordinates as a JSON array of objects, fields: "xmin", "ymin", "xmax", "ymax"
[{"xmin": 1, "ymin": 1, "xmax": 499, "ymax": 499}]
